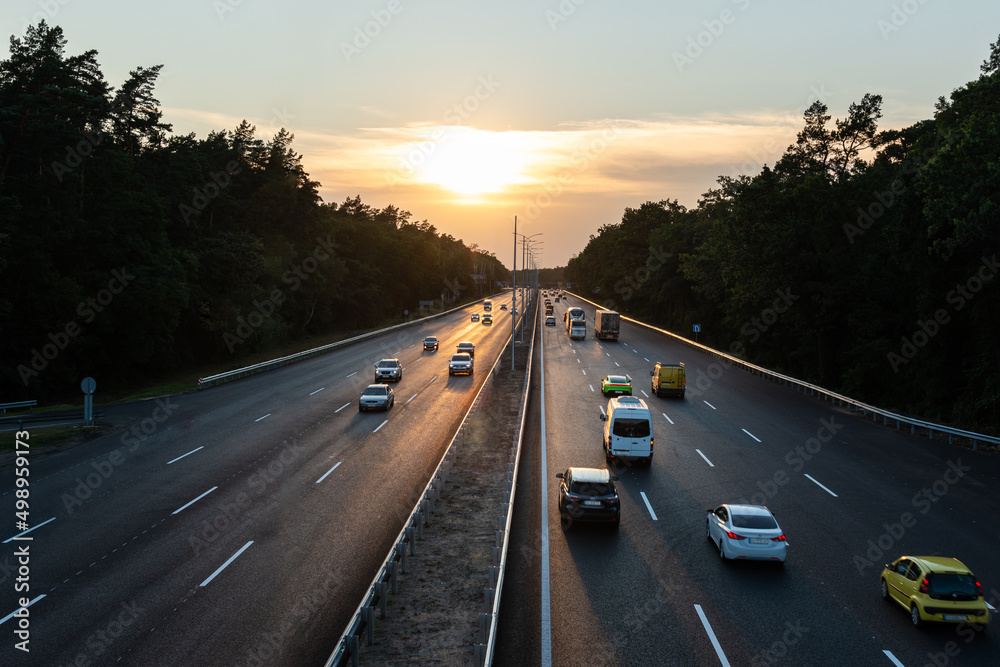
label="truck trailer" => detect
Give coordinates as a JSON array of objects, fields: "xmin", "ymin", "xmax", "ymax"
[{"xmin": 595, "ymin": 309, "xmax": 621, "ymax": 341}]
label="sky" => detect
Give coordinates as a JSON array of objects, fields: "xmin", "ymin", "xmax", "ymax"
[{"xmin": 4, "ymin": 0, "xmax": 1000, "ymax": 267}]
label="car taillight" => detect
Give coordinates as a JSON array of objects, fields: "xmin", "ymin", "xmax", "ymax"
[
  {"xmin": 725, "ymin": 531, "xmax": 746, "ymax": 540},
  {"xmin": 975, "ymin": 580, "xmax": 983, "ymax": 597},
  {"xmin": 919, "ymin": 578, "xmax": 929, "ymax": 594},
  {"xmin": 606, "ymin": 496, "xmax": 619, "ymax": 505},
  {"xmin": 566, "ymin": 493, "xmax": 582, "ymax": 503},
  {"xmin": 770, "ymin": 534, "xmax": 786, "ymax": 542}
]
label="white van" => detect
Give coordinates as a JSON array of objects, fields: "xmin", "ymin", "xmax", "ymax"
[{"xmin": 600, "ymin": 396, "xmax": 653, "ymax": 466}]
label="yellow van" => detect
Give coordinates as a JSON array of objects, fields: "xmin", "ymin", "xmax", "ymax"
[{"xmin": 651, "ymin": 362, "xmax": 685, "ymax": 398}]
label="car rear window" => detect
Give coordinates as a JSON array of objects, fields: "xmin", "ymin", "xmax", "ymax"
[
  {"xmin": 611, "ymin": 418, "xmax": 650, "ymax": 438},
  {"xmin": 926, "ymin": 573, "xmax": 980, "ymax": 600},
  {"xmin": 570, "ymin": 482, "xmax": 613, "ymax": 496},
  {"xmin": 607, "ymin": 376, "xmax": 627, "ymax": 384},
  {"xmin": 731, "ymin": 514, "xmax": 778, "ymax": 529}
]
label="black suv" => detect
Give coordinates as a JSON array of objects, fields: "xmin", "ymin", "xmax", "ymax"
[{"xmin": 556, "ymin": 467, "xmax": 621, "ymax": 530}]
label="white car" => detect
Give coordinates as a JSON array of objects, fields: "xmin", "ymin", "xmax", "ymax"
[
  {"xmin": 374, "ymin": 358, "xmax": 402, "ymax": 382},
  {"xmin": 706, "ymin": 504, "xmax": 786, "ymax": 563},
  {"xmin": 545, "ymin": 315, "xmax": 556, "ymax": 326},
  {"xmin": 359, "ymin": 384, "xmax": 394, "ymax": 411}
]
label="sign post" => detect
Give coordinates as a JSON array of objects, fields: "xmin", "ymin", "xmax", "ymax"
[{"xmin": 81, "ymin": 376, "xmax": 96, "ymax": 425}]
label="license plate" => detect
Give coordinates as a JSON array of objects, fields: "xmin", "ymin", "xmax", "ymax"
[
  {"xmin": 942, "ymin": 614, "xmax": 967, "ymax": 621},
  {"xmin": 749, "ymin": 538, "xmax": 769, "ymax": 545},
  {"xmin": 583, "ymin": 500, "xmax": 601, "ymax": 507}
]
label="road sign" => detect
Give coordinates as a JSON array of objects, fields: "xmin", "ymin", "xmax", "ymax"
[{"xmin": 693, "ymin": 324, "xmax": 701, "ymax": 332}]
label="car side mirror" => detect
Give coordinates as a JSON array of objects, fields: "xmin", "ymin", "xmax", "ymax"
[
  {"xmin": 599, "ymin": 414, "xmax": 606, "ymax": 421},
  {"xmin": 706, "ymin": 509, "xmax": 715, "ymax": 514},
  {"xmin": 555, "ymin": 472, "xmax": 564, "ymax": 479},
  {"xmin": 649, "ymin": 371, "xmax": 654, "ymax": 376}
]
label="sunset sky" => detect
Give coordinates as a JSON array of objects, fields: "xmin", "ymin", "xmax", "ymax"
[{"xmin": 5, "ymin": 0, "xmax": 999, "ymax": 266}]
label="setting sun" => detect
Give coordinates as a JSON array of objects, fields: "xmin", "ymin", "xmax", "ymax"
[{"xmin": 408, "ymin": 127, "xmax": 540, "ymax": 196}]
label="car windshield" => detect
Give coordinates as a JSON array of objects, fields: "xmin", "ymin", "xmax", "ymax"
[
  {"xmin": 377, "ymin": 360, "xmax": 397, "ymax": 368},
  {"xmin": 611, "ymin": 418, "xmax": 650, "ymax": 438},
  {"xmin": 363, "ymin": 386, "xmax": 386, "ymax": 396},
  {"xmin": 926, "ymin": 573, "xmax": 980, "ymax": 600},
  {"xmin": 569, "ymin": 482, "xmax": 613, "ymax": 496},
  {"xmin": 731, "ymin": 513, "xmax": 778, "ymax": 529},
  {"xmin": 425, "ymin": 338, "xmax": 436, "ymax": 343},
  {"xmin": 606, "ymin": 376, "xmax": 628, "ymax": 384},
  {"xmin": 452, "ymin": 354, "xmax": 470, "ymax": 361}
]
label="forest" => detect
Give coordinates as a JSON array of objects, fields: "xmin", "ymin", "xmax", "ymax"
[
  {"xmin": 0, "ymin": 22, "xmax": 506, "ymax": 402},
  {"xmin": 567, "ymin": 36, "xmax": 1000, "ymax": 433}
]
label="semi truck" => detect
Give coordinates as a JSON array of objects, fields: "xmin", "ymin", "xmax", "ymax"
[{"xmin": 595, "ymin": 309, "xmax": 621, "ymax": 341}]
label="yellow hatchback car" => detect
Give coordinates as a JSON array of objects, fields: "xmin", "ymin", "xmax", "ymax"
[{"xmin": 880, "ymin": 556, "xmax": 990, "ymax": 628}]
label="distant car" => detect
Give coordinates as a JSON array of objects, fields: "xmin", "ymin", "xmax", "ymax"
[
  {"xmin": 457, "ymin": 341, "xmax": 475, "ymax": 358},
  {"xmin": 359, "ymin": 384, "xmax": 394, "ymax": 411},
  {"xmin": 448, "ymin": 353, "xmax": 474, "ymax": 376},
  {"xmin": 601, "ymin": 374, "xmax": 632, "ymax": 396},
  {"xmin": 706, "ymin": 504, "xmax": 786, "ymax": 563},
  {"xmin": 374, "ymin": 358, "xmax": 402, "ymax": 382},
  {"xmin": 482, "ymin": 313, "xmax": 493, "ymax": 325},
  {"xmin": 423, "ymin": 336, "xmax": 438, "ymax": 351},
  {"xmin": 556, "ymin": 467, "xmax": 620, "ymax": 530},
  {"xmin": 880, "ymin": 556, "xmax": 990, "ymax": 628},
  {"xmin": 500, "ymin": 304, "xmax": 508, "ymax": 310},
  {"xmin": 545, "ymin": 316, "xmax": 556, "ymax": 326},
  {"xmin": 471, "ymin": 313, "xmax": 480, "ymax": 322},
  {"xmin": 554, "ymin": 296, "xmax": 560, "ymax": 302}
]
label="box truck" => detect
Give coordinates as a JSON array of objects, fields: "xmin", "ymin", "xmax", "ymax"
[{"xmin": 595, "ymin": 309, "xmax": 621, "ymax": 341}]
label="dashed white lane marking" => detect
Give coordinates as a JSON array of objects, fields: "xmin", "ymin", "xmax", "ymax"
[
  {"xmin": 589, "ymin": 385, "xmax": 594, "ymax": 392},
  {"xmin": 742, "ymin": 428, "xmax": 761, "ymax": 443},
  {"xmin": 882, "ymin": 650, "xmax": 905, "ymax": 667},
  {"xmin": 200, "ymin": 541, "xmax": 254, "ymax": 587},
  {"xmin": 309, "ymin": 387, "xmax": 325, "ymax": 396},
  {"xmin": 167, "ymin": 446, "xmax": 204, "ymax": 465},
  {"xmin": 804, "ymin": 474, "xmax": 839, "ymax": 498},
  {"xmin": 407, "ymin": 394, "xmax": 418, "ymax": 403},
  {"xmin": 346, "ymin": 371, "xmax": 357, "ymax": 378},
  {"xmin": 640, "ymin": 390, "xmax": 649, "ymax": 397},
  {"xmin": 316, "ymin": 462, "xmax": 342, "ymax": 484},
  {"xmin": 703, "ymin": 401, "xmax": 716, "ymax": 410},
  {"xmin": 374, "ymin": 420, "xmax": 389, "ymax": 433},
  {"xmin": 662, "ymin": 413, "xmax": 674, "ymax": 425},
  {"xmin": 694, "ymin": 605, "xmax": 731, "ymax": 667},
  {"xmin": 172, "ymin": 487, "xmax": 218, "ymax": 515},
  {"xmin": 696, "ymin": 449, "xmax": 715, "ymax": 467},
  {"xmin": 640, "ymin": 492, "xmax": 658, "ymax": 520},
  {"xmin": 254, "ymin": 414, "xmax": 270, "ymax": 422},
  {"xmin": 335, "ymin": 403, "xmax": 350, "ymax": 413},
  {"xmin": 581, "ymin": 370, "xmax": 587, "ymax": 376}
]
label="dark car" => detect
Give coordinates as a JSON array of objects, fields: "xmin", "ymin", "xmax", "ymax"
[
  {"xmin": 423, "ymin": 336, "xmax": 439, "ymax": 351},
  {"xmin": 457, "ymin": 341, "xmax": 475, "ymax": 358},
  {"xmin": 556, "ymin": 467, "xmax": 620, "ymax": 530}
]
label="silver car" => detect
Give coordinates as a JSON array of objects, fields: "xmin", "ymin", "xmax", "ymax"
[
  {"xmin": 374, "ymin": 358, "xmax": 402, "ymax": 382},
  {"xmin": 359, "ymin": 384, "xmax": 394, "ymax": 412},
  {"xmin": 706, "ymin": 504, "xmax": 787, "ymax": 563},
  {"xmin": 448, "ymin": 353, "xmax": 474, "ymax": 376}
]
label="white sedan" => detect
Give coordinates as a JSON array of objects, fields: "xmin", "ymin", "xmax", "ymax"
[{"xmin": 706, "ymin": 504, "xmax": 786, "ymax": 563}]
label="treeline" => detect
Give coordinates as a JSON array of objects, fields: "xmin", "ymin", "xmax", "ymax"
[
  {"xmin": 0, "ymin": 23, "xmax": 506, "ymax": 401},
  {"xmin": 567, "ymin": 36, "xmax": 1000, "ymax": 433}
]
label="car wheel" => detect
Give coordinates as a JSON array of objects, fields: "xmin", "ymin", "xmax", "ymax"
[
  {"xmin": 910, "ymin": 604, "xmax": 923, "ymax": 627},
  {"xmin": 358, "ymin": 405, "xmax": 363, "ymax": 412},
  {"xmin": 880, "ymin": 579, "xmax": 889, "ymax": 601}
]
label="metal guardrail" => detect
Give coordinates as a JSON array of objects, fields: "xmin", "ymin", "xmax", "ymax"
[
  {"xmin": 324, "ymin": 293, "xmax": 536, "ymax": 667},
  {"xmin": 197, "ymin": 293, "xmax": 507, "ymax": 388},
  {"xmin": 481, "ymin": 294, "xmax": 537, "ymax": 666},
  {"xmin": 0, "ymin": 400, "xmax": 37, "ymax": 414},
  {"xmin": 568, "ymin": 292, "xmax": 1000, "ymax": 450},
  {"xmin": 0, "ymin": 411, "xmax": 105, "ymax": 428}
]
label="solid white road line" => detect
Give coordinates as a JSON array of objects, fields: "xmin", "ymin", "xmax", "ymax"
[
  {"xmin": 640, "ymin": 492, "xmax": 658, "ymax": 520},
  {"xmin": 200, "ymin": 541, "xmax": 254, "ymax": 587},
  {"xmin": 703, "ymin": 401, "xmax": 716, "ymax": 410},
  {"xmin": 696, "ymin": 449, "xmax": 715, "ymax": 468},
  {"xmin": 0, "ymin": 595, "xmax": 45, "ymax": 625},
  {"xmin": 662, "ymin": 412, "xmax": 674, "ymax": 425},
  {"xmin": 335, "ymin": 403, "xmax": 351, "ymax": 412},
  {"xmin": 407, "ymin": 394, "xmax": 418, "ymax": 403},
  {"xmin": 172, "ymin": 487, "xmax": 218, "ymax": 515},
  {"xmin": 254, "ymin": 414, "xmax": 271, "ymax": 422},
  {"xmin": 374, "ymin": 419, "xmax": 388, "ymax": 433},
  {"xmin": 167, "ymin": 446, "xmax": 204, "ymax": 464},
  {"xmin": 3, "ymin": 517, "xmax": 56, "ymax": 544},
  {"xmin": 742, "ymin": 428, "xmax": 761, "ymax": 442},
  {"xmin": 540, "ymin": 311, "xmax": 552, "ymax": 667},
  {"xmin": 316, "ymin": 462, "xmax": 342, "ymax": 484},
  {"xmin": 309, "ymin": 387, "xmax": 325, "ymax": 396},
  {"xmin": 882, "ymin": 650, "xmax": 905, "ymax": 667},
  {"xmin": 694, "ymin": 605, "xmax": 731, "ymax": 667},
  {"xmin": 804, "ymin": 474, "xmax": 839, "ymax": 497}
]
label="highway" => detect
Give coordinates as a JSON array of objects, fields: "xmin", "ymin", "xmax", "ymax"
[
  {"xmin": 0, "ymin": 294, "xmax": 519, "ymax": 666},
  {"xmin": 496, "ymin": 293, "xmax": 1000, "ymax": 667}
]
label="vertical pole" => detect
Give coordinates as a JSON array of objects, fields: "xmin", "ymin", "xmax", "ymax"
[{"xmin": 512, "ymin": 216, "xmax": 517, "ymax": 371}]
